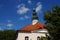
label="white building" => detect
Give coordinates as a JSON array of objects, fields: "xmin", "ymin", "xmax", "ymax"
[{"xmin": 16, "ymin": 9, "xmax": 50, "ymax": 40}]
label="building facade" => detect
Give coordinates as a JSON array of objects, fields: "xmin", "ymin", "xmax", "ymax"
[{"xmin": 16, "ymin": 9, "xmax": 50, "ymax": 40}]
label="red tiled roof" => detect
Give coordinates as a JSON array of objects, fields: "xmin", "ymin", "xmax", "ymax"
[{"xmin": 19, "ymin": 22, "xmax": 45, "ymax": 31}]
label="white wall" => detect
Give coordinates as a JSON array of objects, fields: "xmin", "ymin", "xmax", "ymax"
[
  {"xmin": 16, "ymin": 32, "xmax": 46, "ymax": 40},
  {"xmin": 32, "ymin": 29, "xmax": 48, "ymax": 33}
]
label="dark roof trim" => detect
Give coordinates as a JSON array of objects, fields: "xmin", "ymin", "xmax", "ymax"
[{"xmin": 17, "ymin": 30, "xmax": 31, "ymax": 33}]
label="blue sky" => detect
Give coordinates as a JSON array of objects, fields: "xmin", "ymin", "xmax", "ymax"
[{"xmin": 0, "ymin": 0, "xmax": 60, "ymax": 30}]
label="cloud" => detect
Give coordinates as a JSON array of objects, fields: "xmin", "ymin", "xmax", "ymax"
[
  {"xmin": 7, "ymin": 20, "xmax": 13, "ymax": 28},
  {"xmin": 7, "ymin": 23, "xmax": 13, "ymax": 30},
  {"xmin": 19, "ymin": 17, "xmax": 24, "ymax": 20},
  {"xmin": 36, "ymin": 2, "xmax": 42, "ymax": 12},
  {"xmin": 7, "ymin": 20, "xmax": 11, "ymax": 22},
  {"xmin": 19, "ymin": 15, "xmax": 30, "ymax": 20},
  {"xmin": 25, "ymin": 15, "xmax": 30, "ymax": 19},
  {"xmin": 28, "ymin": 0, "xmax": 32, "ymax": 4},
  {"xmin": 17, "ymin": 4, "xmax": 30, "ymax": 14},
  {"xmin": 7, "ymin": 24, "xmax": 13, "ymax": 27},
  {"xmin": 0, "ymin": 27, "xmax": 3, "ymax": 30}
]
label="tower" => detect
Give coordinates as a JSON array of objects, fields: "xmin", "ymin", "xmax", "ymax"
[{"xmin": 32, "ymin": 8, "xmax": 39, "ymax": 25}]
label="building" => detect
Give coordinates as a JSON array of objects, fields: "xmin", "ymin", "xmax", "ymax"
[{"xmin": 16, "ymin": 9, "xmax": 50, "ymax": 40}]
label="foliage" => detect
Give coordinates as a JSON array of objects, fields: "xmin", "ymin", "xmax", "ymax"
[
  {"xmin": 40, "ymin": 34, "xmax": 48, "ymax": 40},
  {"xmin": 0, "ymin": 30, "xmax": 17, "ymax": 40},
  {"xmin": 40, "ymin": 37, "xmax": 47, "ymax": 40},
  {"xmin": 44, "ymin": 5, "xmax": 60, "ymax": 40}
]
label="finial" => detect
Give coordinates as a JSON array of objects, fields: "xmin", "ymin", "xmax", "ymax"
[{"xmin": 33, "ymin": 8, "xmax": 36, "ymax": 12}]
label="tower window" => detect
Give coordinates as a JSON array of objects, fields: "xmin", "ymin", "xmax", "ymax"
[
  {"xmin": 37, "ymin": 36, "xmax": 40, "ymax": 40},
  {"xmin": 25, "ymin": 36, "xmax": 29, "ymax": 40}
]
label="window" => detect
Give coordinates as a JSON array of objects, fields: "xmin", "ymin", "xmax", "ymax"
[
  {"xmin": 25, "ymin": 36, "xmax": 29, "ymax": 40},
  {"xmin": 37, "ymin": 36, "xmax": 40, "ymax": 40}
]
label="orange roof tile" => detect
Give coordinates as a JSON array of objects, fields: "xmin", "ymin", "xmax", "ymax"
[{"xmin": 19, "ymin": 22, "xmax": 45, "ymax": 31}]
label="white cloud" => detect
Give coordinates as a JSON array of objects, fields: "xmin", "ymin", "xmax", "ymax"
[
  {"xmin": 7, "ymin": 20, "xmax": 13, "ymax": 27},
  {"xmin": 19, "ymin": 17, "xmax": 24, "ymax": 20},
  {"xmin": 0, "ymin": 27, "xmax": 3, "ymax": 30},
  {"xmin": 17, "ymin": 4, "xmax": 30, "ymax": 14},
  {"xmin": 37, "ymin": 2, "xmax": 41, "ymax": 6},
  {"xmin": 19, "ymin": 15, "xmax": 30, "ymax": 20},
  {"xmin": 17, "ymin": 4, "xmax": 25, "ymax": 8},
  {"xmin": 25, "ymin": 15, "xmax": 30, "ymax": 19},
  {"xmin": 7, "ymin": 20, "xmax": 11, "ymax": 22},
  {"xmin": 28, "ymin": 0, "xmax": 31, "ymax": 4},
  {"xmin": 7, "ymin": 23, "xmax": 13, "ymax": 30},
  {"xmin": 7, "ymin": 24, "xmax": 13, "ymax": 27},
  {"xmin": 36, "ymin": 2, "xmax": 42, "ymax": 12}
]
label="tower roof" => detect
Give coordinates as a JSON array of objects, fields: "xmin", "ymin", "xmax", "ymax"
[
  {"xmin": 32, "ymin": 8, "xmax": 38, "ymax": 20},
  {"xmin": 18, "ymin": 22, "xmax": 45, "ymax": 31}
]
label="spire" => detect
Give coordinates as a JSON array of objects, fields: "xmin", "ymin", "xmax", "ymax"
[
  {"xmin": 32, "ymin": 8, "xmax": 38, "ymax": 20},
  {"xmin": 32, "ymin": 8, "xmax": 39, "ymax": 25}
]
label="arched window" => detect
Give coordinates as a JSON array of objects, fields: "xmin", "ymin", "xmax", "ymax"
[
  {"xmin": 25, "ymin": 36, "xmax": 29, "ymax": 40},
  {"xmin": 37, "ymin": 36, "xmax": 40, "ymax": 40}
]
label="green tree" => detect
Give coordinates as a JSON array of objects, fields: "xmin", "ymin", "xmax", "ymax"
[
  {"xmin": 44, "ymin": 5, "xmax": 60, "ymax": 40},
  {"xmin": 0, "ymin": 30, "xmax": 17, "ymax": 40}
]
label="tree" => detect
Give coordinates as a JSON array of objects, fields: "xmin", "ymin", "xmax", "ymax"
[
  {"xmin": 44, "ymin": 5, "xmax": 60, "ymax": 40},
  {"xmin": 0, "ymin": 30, "xmax": 17, "ymax": 40}
]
